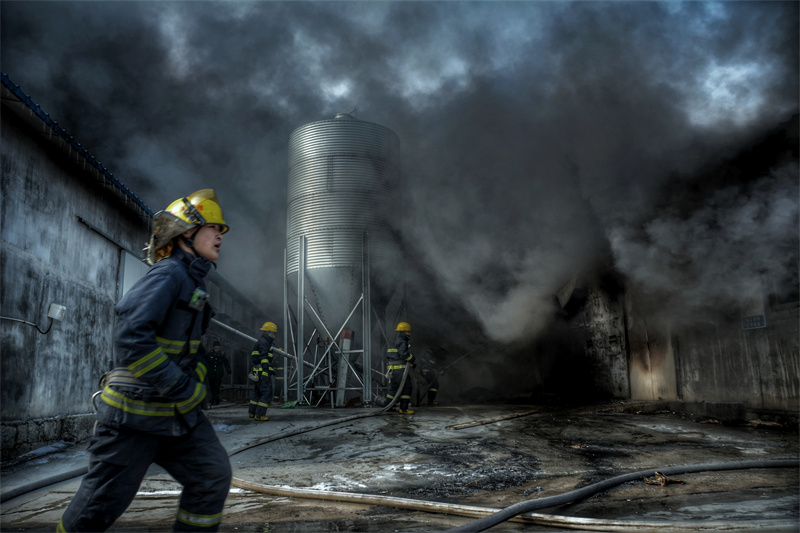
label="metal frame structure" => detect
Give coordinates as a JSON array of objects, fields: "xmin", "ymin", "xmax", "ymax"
[{"xmin": 282, "ymin": 233, "xmax": 397, "ymax": 407}]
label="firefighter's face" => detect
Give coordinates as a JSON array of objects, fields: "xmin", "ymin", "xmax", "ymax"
[{"xmin": 183, "ymin": 224, "xmax": 224, "ymax": 261}]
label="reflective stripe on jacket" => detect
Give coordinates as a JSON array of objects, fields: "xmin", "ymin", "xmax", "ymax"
[
  {"xmin": 96, "ymin": 247, "xmax": 213, "ymax": 436},
  {"xmin": 387, "ymin": 333, "xmax": 414, "ymax": 365},
  {"xmin": 250, "ymin": 334, "xmax": 275, "ymax": 377}
]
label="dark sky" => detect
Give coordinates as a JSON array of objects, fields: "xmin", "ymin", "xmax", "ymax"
[{"xmin": 2, "ymin": 1, "xmax": 798, "ymax": 349}]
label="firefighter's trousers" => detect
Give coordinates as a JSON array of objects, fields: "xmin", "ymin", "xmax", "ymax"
[
  {"xmin": 249, "ymin": 375, "xmax": 272, "ymax": 417},
  {"xmin": 387, "ymin": 363, "xmax": 412, "ymax": 409},
  {"xmin": 58, "ymin": 414, "xmax": 231, "ymax": 532},
  {"xmin": 208, "ymin": 374, "xmax": 223, "ymax": 405}
]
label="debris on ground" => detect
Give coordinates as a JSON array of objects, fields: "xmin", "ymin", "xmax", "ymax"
[
  {"xmin": 644, "ymin": 472, "xmax": 685, "ymax": 486},
  {"xmin": 749, "ymin": 419, "xmax": 784, "ymax": 429}
]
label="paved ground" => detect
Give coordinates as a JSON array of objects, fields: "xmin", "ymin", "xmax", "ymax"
[{"xmin": 1, "ymin": 401, "xmax": 798, "ymax": 532}]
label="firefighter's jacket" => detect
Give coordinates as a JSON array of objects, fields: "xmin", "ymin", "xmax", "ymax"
[
  {"xmin": 250, "ymin": 334, "xmax": 275, "ymax": 380},
  {"xmin": 386, "ymin": 333, "xmax": 414, "ymax": 370},
  {"xmin": 96, "ymin": 247, "xmax": 213, "ymax": 436}
]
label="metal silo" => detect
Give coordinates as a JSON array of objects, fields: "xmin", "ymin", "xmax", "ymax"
[{"xmin": 284, "ymin": 113, "xmax": 404, "ymax": 406}]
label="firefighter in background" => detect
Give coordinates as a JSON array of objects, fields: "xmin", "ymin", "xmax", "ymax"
[
  {"xmin": 58, "ymin": 189, "xmax": 232, "ymax": 532},
  {"xmin": 419, "ymin": 345, "xmax": 448, "ymax": 406},
  {"xmin": 249, "ymin": 321, "xmax": 277, "ymax": 421},
  {"xmin": 207, "ymin": 341, "xmax": 231, "ymax": 406},
  {"xmin": 386, "ymin": 322, "xmax": 416, "ymax": 415}
]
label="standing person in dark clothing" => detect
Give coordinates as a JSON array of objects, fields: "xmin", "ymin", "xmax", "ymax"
[
  {"xmin": 419, "ymin": 353, "xmax": 440, "ymax": 406},
  {"xmin": 58, "ymin": 189, "xmax": 233, "ymax": 532},
  {"xmin": 249, "ymin": 321, "xmax": 277, "ymax": 421},
  {"xmin": 207, "ymin": 341, "xmax": 231, "ymax": 406},
  {"xmin": 386, "ymin": 322, "xmax": 416, "ymax": 415},
  {"xmin": 420, "ymin": 345, "xmax": 448, "ymax": 406}
]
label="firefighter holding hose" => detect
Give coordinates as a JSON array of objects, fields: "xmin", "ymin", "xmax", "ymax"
[
  {"xmin": 386, "ymin": 322, "xmax": 416, "ymax": 414},
  {"xmin": 249, "ymin": 321, "xmax": 277, "ymax": 421}
]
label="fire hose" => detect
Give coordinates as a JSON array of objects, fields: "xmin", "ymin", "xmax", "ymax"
[
  {"xmin": 445, "ymin": 458, "xmax": 799, "ymax": 531},
  {"xmin": 226, "ymin": 363, "xmax": 410, "ymax": 456},
  {"xmin": 222, "ymin": 371, "xmax": 797, "ymax": 532},
  {"xmin": 230, "ymin": 458, "xmax": 798, "ymax": 531},
  {"xmin": 0, "ymin": 364, "xmax": 411, "ymax": 504},
  {"xmin": 3, "ymin": 373, "xmax": 797, "ymax": 532}
]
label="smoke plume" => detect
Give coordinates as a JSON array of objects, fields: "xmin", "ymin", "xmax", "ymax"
[{"xmin": 2, "ymin": 1, "xmax": 797, "ymax": 352}]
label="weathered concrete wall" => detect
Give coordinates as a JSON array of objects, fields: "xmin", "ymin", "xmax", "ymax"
[
  {"xmin": 625, "ymin": 291, "xmax": 679, "ymax": 401},
  {"xmin": 674, "ymin": 303, "xmax": 799, "ymax": 412},
  {"xmin": 621, "ymin": 287, "xmax": 797, "ymax": 410},
  {"xmin": 1, "ymin": 86, "xmax": 274, "ymax": 462},
  {"xmin": 564, "ymin": 280, "xmax": 630, "ymax": 399},
  {"xmin": 566, "ymin": 276, "xmax": 797, "ymax": 413},
  {"xmin": 583, "ymin": 285, "xmax": 629, "ymax": 399},
  {"xmin": 1, "ymin": 109, "xmax": 149, "ymax": 460}
]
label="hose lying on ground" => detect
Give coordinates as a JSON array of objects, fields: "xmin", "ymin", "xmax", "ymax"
[
  {"xmin": 445, "ymin": 458, "xmax": 799, "ymax": 532},
  {"xmin": 226, "ymin": 383, "xmax": 799, "ymax": 531},
  {"xmin": 0, "ymin": 467, "xmax": 89, "ymax": 503},
  {"xmin": 0, "ymin": 365, "xmax": 411, "ymax": 504},
  {"xmin": 227, "ymin": 363, "xmax": 409, "ymax": 456},
  {"xmin": 3, "ymin": 378, "xmax": 797, "ymax": 533},
  {"xmin": 232, "ymin": 464, "xmax": 798, "ymax": 532}
]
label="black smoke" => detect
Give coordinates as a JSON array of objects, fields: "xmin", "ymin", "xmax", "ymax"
[{"xmin": 2, "ymin": 1, "xmax": 797, "ymax": 356}]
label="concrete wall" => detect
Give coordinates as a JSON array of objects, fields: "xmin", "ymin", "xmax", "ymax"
[
  {"xmin": 673, "ymin": 302, "xmax": 799, "ymax": 412},
  {"xmin": 562, "ymin": 275, "xmax": 798, "ymax": 413},
  {"xmin": 623, "ymin": 289, "xmax": 798, "ymax": 411},
  {"xmin": 565, "ymin": 282, "xmax": 630, "ymax": 399},
  {"xmin": 1, "ymin": 109, "xmax": 150, "ymax": 460},
  {"xmin": 1, "ymin": 89, "xmax": 267, "ymax": 460},
  {"xmin": 625, "ymin": 292, "xmax": 679, "ymax": 401}
]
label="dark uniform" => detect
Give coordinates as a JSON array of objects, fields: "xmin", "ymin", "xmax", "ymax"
[
  {"xmin": 386, "ymin": 332, "xmax": 415, "ymax": 411},
  {"xmin": 207, "ymin": 344, "xmax": 231, "ymax": 405},
  {"xmin": 420, "ymin": 357, "xmax": 440, "ymax": 405},
  {"xmin": 58, "ymin": 246, "xmax": 232, "ymax": 532},
  {"xmin": 249, "ymin": 333, "xmax": 275, "ymax": 418}
]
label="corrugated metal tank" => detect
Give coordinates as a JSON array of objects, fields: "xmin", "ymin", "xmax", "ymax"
[{"xmin": 286, "ymin": 113, "xmax": 403, "ymax": 334}]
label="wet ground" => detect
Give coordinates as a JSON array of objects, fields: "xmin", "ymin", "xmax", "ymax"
[{"xmin": 1, "ymin": 401, "xmax": 798, "ymax": 532}]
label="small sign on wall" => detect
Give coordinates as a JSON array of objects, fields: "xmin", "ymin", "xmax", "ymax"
[
  {"xmin": 740, "ymin": 285, "xmax": 766, "ymax": 330},
  {"xmin": 741, "ymin": 315, "xmax": 767, "ymax": 330}
]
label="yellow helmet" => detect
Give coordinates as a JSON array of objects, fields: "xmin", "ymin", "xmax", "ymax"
[
  {"xmin": 147, "ymin": 189, "xmax": 229, "ymax": 264},
  {"xmin": 396, "ymin": 322, "xmax": 411, "ymax": 332},
  {"xmin": 261, "ymin": 321, "xmax": 278, "ymax": 332}
]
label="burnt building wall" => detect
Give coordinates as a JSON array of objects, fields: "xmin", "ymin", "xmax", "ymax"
[{"xmin": 564, "ymin": 280, "xmax": 630, "ymax": 400}]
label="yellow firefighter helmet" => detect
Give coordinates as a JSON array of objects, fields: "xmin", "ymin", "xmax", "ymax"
[
  {"xmin": 147, "ymin": 189, "xmax": 229, "ymax": 264},
  {"xmin": 396, "ymin": 322, "xmax": 411, "ymax": 332},
  {"xmin": 261, "ymin": 321, "xmax": 278, "ymax": 333},
  {"xmin": 164, "ymin": 189, "xmax": 229, "ymax": 230}
]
